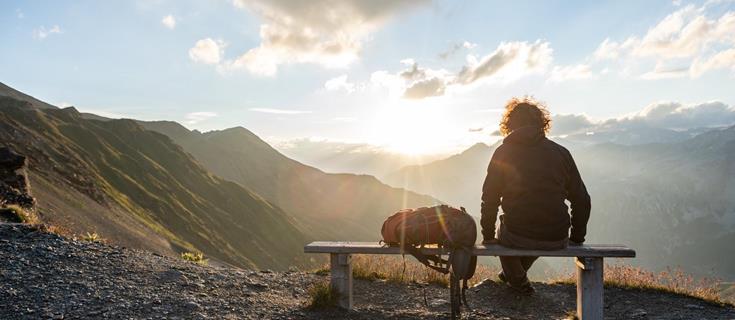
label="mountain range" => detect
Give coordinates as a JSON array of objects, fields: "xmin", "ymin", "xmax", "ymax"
[
  {"xmin": 384, "ymin": 125, "xmax": 735, "ymax": 279},
  {"xmin": 137, "ymin": 121, "xmax": 437, "ymax": 241},
  {"xmin": 3, "ymin": 80, "xmax": 733, "ymax": 280},
  {"xmin": 0, "ymin": 82, "xmax": 436, "ymax": 270}
]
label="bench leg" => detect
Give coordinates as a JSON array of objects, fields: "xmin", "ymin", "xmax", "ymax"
[
  {"xmin": 330, "ymin": 253, "xmax": 353, "ymax": 309},
  {"xmin": 576, "ymin": 257, "xmax": 603, "ymax": 320}
]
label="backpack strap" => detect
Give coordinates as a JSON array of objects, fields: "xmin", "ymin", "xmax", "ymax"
[{"xmin": 404, "ymin": 245, "xmax": 449, "ymax": 274}]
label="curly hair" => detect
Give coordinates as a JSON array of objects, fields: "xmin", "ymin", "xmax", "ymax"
[{"xmin": 499, "ymin": 96, "xmax": 552, "ymax": 136}]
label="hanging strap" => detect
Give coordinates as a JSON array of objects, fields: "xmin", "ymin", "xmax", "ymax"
[{"xmin": 404, "ymin": 245, "xmax": 449, "ymax": 274}]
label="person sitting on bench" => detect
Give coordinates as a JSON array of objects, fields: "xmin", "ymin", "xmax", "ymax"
[{"xmin": 480, "ymin": 96, "xmax": 591, "ymax": 295}]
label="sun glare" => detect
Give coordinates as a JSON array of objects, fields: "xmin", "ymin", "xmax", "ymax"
[{"xmin": 369, "ymin": 103, "xmax": 453, "ymax": 156}]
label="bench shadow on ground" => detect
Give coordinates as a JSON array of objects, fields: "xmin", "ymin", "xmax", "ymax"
[
  {"xmin": 298, "ymin": 277, "xmax": 735, "ymax": 320},
  {"xmin": 299, "ymin": 278, "xmax": 575, "ymax": 320}
]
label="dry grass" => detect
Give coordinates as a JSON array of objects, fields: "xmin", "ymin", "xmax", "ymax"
[
  {"xmin": 315, "ymin": 256, "xmax": 733, "ymax": 306},
  {"xmin": 80, "ymin": 232, "xmax": 104, "ymax": 243},
  {"xmin": 180, "ymin": 251, "xmax": 208, "ymax": 265},
  {"xmin": 552, "ymin": 264, "xmax": 732, "ymax": 306},
  {"xmin": 306, "ymin": 281, "xmax": 338, "ymax": 309},
  {"xmin": 314, "ymin": 254, "xmax": 500, "ymax": 288}
]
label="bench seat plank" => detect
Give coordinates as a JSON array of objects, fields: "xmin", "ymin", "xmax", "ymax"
[{"xmin": 304, "ymin": 241, "xmax": 635, "ymax": 258}]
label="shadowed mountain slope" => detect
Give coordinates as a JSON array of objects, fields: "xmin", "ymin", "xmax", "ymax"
[
  {"xmin": 0, "ymin": 96, "xmax": 308, "ymax": 270},
  {"xmin": 385, "ymin": 127, "xmax": 735, "ymax": 279},
  {"xmin": 140, "ymin": 121, "xmax": 439, "ymax": 241},
  {"xmin": 385, "ymin": 142, "xmax": 497, "ymax": 217}
]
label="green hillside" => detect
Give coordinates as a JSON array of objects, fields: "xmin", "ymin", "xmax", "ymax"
[
  {"xmin": 140, "ymin": 121, "xmax": 439, "ymax": 241},
  {"xmin": 0, "ymin": 96, "xmax": 308, "ymax": 270}
]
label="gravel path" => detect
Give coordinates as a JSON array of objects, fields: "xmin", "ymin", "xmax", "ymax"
[{"xmin": 1, "ymin": 224, "xmax": 733, "ymax": 319}]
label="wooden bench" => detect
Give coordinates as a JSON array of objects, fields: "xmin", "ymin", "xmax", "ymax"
[{"xmin": 304, "ymin": 241, "xmax": 635, "ymax": 320}]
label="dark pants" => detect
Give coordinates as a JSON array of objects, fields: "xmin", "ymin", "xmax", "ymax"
[
  {"xmin": 499, "ymin": 256, "xmax": 538, "ymax": 286},
  {"xmin": 497, "ymin": 223, "xmax": 568, "ymax": 286}
]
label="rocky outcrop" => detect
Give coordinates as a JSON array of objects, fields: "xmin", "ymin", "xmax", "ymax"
[{"xmin": 0, "ymin": 146, "xmax": 34, "ymax": 208}]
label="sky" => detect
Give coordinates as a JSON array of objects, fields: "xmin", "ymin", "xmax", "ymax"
[{"xmin": 2, "ymin": 0, "xmax": 735, "ymax": 155}]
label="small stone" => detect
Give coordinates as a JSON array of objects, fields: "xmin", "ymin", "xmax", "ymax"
[
  {"xmin": 430, "ymin": 299, "xmax": 449, "ymax": 307},
  {"xmin": 629, "ymin": 308, "xmax": 647, "ymax": 318},
  {"xmin": 185, "ymin": 301, "xmax": 201, "ymax": 310}
]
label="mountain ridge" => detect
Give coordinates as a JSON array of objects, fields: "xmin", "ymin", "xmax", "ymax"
[
  {"xmin": 0, "ymin": 95, "xmax": 308, "ymax": 270},
  {"xmin": 139, "ymin": 120, "xmax": 440, "ymax": 242}
]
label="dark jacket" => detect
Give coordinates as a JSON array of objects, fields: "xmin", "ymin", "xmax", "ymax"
[{"xmin": 480, "ymin": 126, "xmax": 591, "ymax": 243}]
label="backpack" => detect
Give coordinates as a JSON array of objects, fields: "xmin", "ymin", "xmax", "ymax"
[{"xmin": 381, "ymin": 205, "xmax": 478, "ymax": 319}]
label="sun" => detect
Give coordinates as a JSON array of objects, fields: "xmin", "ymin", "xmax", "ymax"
[{"xmin": 368, "ymin": 103, "xmax": 451, "ymax": 156}]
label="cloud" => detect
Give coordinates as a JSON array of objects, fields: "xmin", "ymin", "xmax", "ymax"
[
  {"xmin": 551, "ymin": 114, "xmax": 596, "ymax": 135},
  {"xmin": 324, "ymin": 75, "xmax": 356, "ymax": 93},
  {"xmin": 33, "ymin": 25, "xmax": 62, "ymax": 40},
  {"xmin": 403, "ymin": 77, "xmax": 447, "ymax": 99},
  {"xmin": 548, "ymin": 101, "xmax": 735, "ymax": 136},
  {"xmin": 249, "ymin": 108, "xmax": 312, "ymax": 114},
  {"xmin": 438, "ymin": 41, "xmax": 477, "ymax": 59},
  {"xmin": 593, "ymin": 4, "xmax": 735, "ymax": 78},
  {"xmin": 640, "ymin": 62, "xmax": 689, "ymax": 79},
  {"xmin": 162, "ymin": 15, "xmax": 176, "ymax": 29},
  {"xmin": 690, "ymin": 48, "xmax": 735, "ymax": 77},
  {"xmin": 457, "ymin": 40, "xmax": 553, "ymax": 85},
  {"xmin": 224, "ymin": 0, "xmax": 429, "ymax": 76},
  {"xmin": 185, "ymin": 112, "xmax": 218, "ymax": 124},
  {"xmin": 370, "ymin": 40, "xmax": 553, "ymax": 99},
  {"xmin": 189, "ymin": 38, "xmax": 225, "ymax": 65},
  {"xmin": 626, "ymin": 101, "xmax": 735, "ymax": 129},
  {"xmin": 593, "ymin": 38, "xmax": 638, "ymax": 61},
  {"xmin": 549, "ymin": 64, "xmax": 594, "ymax": 82},
  {"xmin": 16, "ymin": 9, "xmax": 24, "ymax": 19}
]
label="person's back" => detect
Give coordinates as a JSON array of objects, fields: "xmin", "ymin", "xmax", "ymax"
[{"xmin": 481, "ymin": 97, "xmax": 591, "ymax": 295}]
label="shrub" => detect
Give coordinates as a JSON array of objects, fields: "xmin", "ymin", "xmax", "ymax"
[
  {"xmin": 307, "ymin": 281, "xmax": 338, "ymax": 309},
  {"xmin": 181, "ymin": 251, "xmax": 208, "ymax": 265},
  {"xmin": 0, "ymin": 205, "xmax": 36, "ymax": 223}
]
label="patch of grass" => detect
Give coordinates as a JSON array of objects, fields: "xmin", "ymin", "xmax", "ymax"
[
  {"xmin": 312, "ymin": 266, "xmax": 330, "ymax": 276},
  {"xmin": 307, "ymin": 281, "xmax": 338, "ymax": 309},
  {"xmin": 313, "ymin": 254, "xmax": 500, "ymax": 288},
  {"xmin": 81, "ymin": 232, "xmax": 103, "ymax": 243},
  {"xmin": 181, "ymin": 251, "xmax": 208, "ymax": 265},
  {"xmin": 552, "ymin": 264, "xmax": 733, "ymax": 307},
  {"xmin": 0, "ymin": 205, "xmax": 37, "ymax": 223}
]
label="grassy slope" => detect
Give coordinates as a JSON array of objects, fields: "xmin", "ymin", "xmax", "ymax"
[
  {"xmin": 0, "ymin": 97, "xmax": 308, "ymax": 269},
  {"xmin": 140, "ymin": 121, "xmax": 439, "ymax": 241}
]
